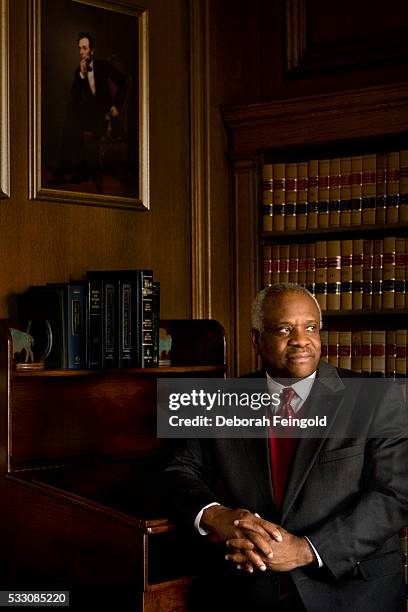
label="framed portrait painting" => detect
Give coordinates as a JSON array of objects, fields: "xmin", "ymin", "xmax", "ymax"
[
  {"xmin": 29, "ymin": 0, "xmax": 149, "ymax": 210},
  {"xmin": 0, "ymin": 0, "xmax": 10, "ymax": 199}
]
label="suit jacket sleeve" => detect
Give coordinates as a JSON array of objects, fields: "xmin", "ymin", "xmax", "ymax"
[{"xmin": 305, "ymin": 381, "xmax": 408, "ymax": 580}]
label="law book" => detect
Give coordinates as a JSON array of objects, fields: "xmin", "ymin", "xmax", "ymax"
[
  {"xmin": 262, "ymin": 163, "xmax": 274, "ymax": 231},
  {"xmin": 271, "ymin": 244, "xmax": 280, "ymax": 284},
  {"xmin": 306, "ymin": 242, "xmax": 316, "ymax": 294},
  {"xmin": 320, "ymin": 330, "xmax": 328, "ymax": 363},
  {"xmin": 395, "ymin": 237, "xmax": 406, "ymax": 308},
  {"xmin": 318, "ymin": 159, "xmax": 330, "ymax": 228},
  {"xmin": 362, "ymin": 239, "xmax": 373, "ymax": 309},
  {"xmin": 385, "ymin": 330, "xmax": 396, "ymax": 378},
  {"xmin": 399, "ymin": 149, "xmax": 408, "ymax": 223},
  {"xmin": 307, "ymin": 159, "xmax": 319, "ymax": 229},
  {"xmin": 340, "ymin": 239, "xmax": 353, "ymax": 310},
  {"xmin": 296, "ymin": 161, "xmax": 308, "ymax": 230},
  {"xmin": 328, "ymin": 331, "xmax": 339, "ymax": 367},
  {"xmin": 361, "ymin": 153, "xmax": 377, "ymax": 225},
  {"xmin": 352, "ymin": 239, "xmax": 364, "ymax": 310},
  {"xmin": 298, "ymin": 244, "xmax": 308, "ymax": 286},
  {"xmin": 288, "ymin": 243, "xmax": 299, "ymax": 284},
  {"xmin": 262, "ymin": 244, "xmax": 272, "ymax": 287},
  {"xmin": 327, "ymin": 240, "xmax": 341, "ymax": 310},
  {"xmin": 372, "ymin": 239, "xmax": 383, "ymax": 310},
  {"xmin": 382, "ymin": 236, "xmax": 396, "ymax": 309},
  {"xmin": 315, "ymin": 241, "xmax": 327, "ymax": 311},
  {"xmin": 386, "ymin": 151, "xmax": 399, "ymax": 224},
  {"xmin": 152, "ymin": 281, "xmax": 160, "ymax": 368},
  {"xmin": 340, "ymin": 157, "xmax": 352, "ymax": 227},
  {"xmin": 351, "ymin": 331, "xmax": 362, "ymax": 373},
  {"xmin": 285, "ymin": 163, "xmax": 297, "ymax": 231},
  {"xmin": 54, "ymin": 282, "xmax": 87, "ymax": 369},
  {"xmin": 375, "ymin": 153, "xmax": 387, "ymax": 224},
  {"xmin": 328, "ymin": 158, "xmax": 341, "ymax": 227},
  {"xmin": 371, "ymin": 330, "xmax": 386, "ymax": 376},
  {"xmin": 351, "ymin": 156, "xmax": 363, "ymax": 226},
  {"xmin": 395, "ymin": 330, "xmax": 407, "ymax": 378},
  {"xmin": 279, "ymin": 244, "xmax": 290, "ymax": 283},
  {"xmin": 338, "ymin": 331, "xmax": 351, "ymax": 370},
  {"xmin": 361, "ymin": 331, "xmax": 372, "ymax": 375},
  {"xmin": 273, "ymin": 163, "xmax": 285, "ymax": 231},
  {"xmin": 85, "ymin": 272, "xmax": 118, "ymax": 368}
]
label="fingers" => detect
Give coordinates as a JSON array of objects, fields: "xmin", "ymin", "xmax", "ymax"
[
  {"xmin": 227, "ymin": 536, "xmax": 274, "ymax": 560},
  {"xmin": 225, "ymin": 548, "xmax": 266, "ymax": 572},
  {"xmin": 234, "ymin": 517, "xmax": 283, "ymax": 543}
]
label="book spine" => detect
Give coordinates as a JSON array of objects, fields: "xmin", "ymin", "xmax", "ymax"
[
  {"xmin": 386, "ymin": 151, "xmax": 399, "ymax": 224},
  {"xmin": 399, "ymin": 149, "xmax": 408, "ymax": 223},
  {"xmin": 273, "ymin": 163, "xmax": 285, "ymax": 231},
  {"xmin": 338, "ymin": 331, "xmax": 351, "ymax": 369},
  {"xmin": 361, "ymin": 331, "xmax": 372, "ymax": 375},
  {"xmin": 306, "ymin": 242, "xmax": 316, "ymax": 295},
  {"xmin": 341, "ymin": 239, "xmax": 353, "ymax": 311},
  {"xmin": 271, "ymin": 244, "xmax": 280, "ymax": 284},
  {"xmin": 262, "ymin": 245, "xmax": 272, "ymax": 287},
  {"xmin": 361, "ymin": 153, "xmax": 376, "ymax": 225},
  {"xmin": 327, "ymin": 240, "xmax": 341, "ymax": 310},
  {"xmin": 288, "ymin": 243, "xmax": 299, "ymax": 284},
  {"xmin": 329, "ymin": 158, "xmax": 341, "ymax": 227},
  {"xmin": 285, "ymin": 162, "xmax": 297, "ymax": 231},
  {"xmin": 375, "ymin": 153, "xmax": 387, "ymax": 224},
  {"xmin": 307, "ymin": 159, "xmax": 319, "ymax": 229},
  {"xmin": 103, "ymin": 279, "xmax": 117, "ymax": 368},
  {"xmin": 87, "ymin": 278, "xmax": 103, "ymax": 368},
  {"xmin": 141, "ymin": 271, "xmax": 154, "ymax": 367},
  {"xmin": 152, "ymin": 281, "xmax": 160, "ymax": 368},
  {"xmin": 395, "ymin": 330, "xmax": 407, "ymax": 377},
  {"xmin": 362, "ymin": 239, "xmax": 373, "ymax": 309},
  {"xmin": 351, "ymin": 155, "xmax": 362, "ymax": 226},
  {"xmin": 382, "ymin": 236, "xmax": 396, "ymax": 309},
  {"xmin": 318, "ymin": 159, "xmax": 330, "ymax": 228},
  {"xmin": 395, "ymin": 237, "xmax": 406, "ymax": 308},
  {"xmin": 262, "ymin": 163, "xmax": 274, "ymax": 231},
  {"xmin": 320, "ymin": 330, "xmax": 328, "ymax": 363},
  {"xmin": 386, "ymin": 330, "xmax": 396, "ymax": 378},
  {"xmin": 351, "ymin": 331, "xmax": 362, "ymax": 373},
  {"xmin": 372, "ymin": 239, "xmax": 383, "ymax": 310},
  {"xmin": 119, "ymin": 280, "xmax": 133, "ymax": 367},
  {"xmin": 352, "ymin": 239, "xmax": 364, "ymax": 310},
  {"xmin": 279, "ymin": 245, "xmax": 290, "ymax": 283},
  {"xmin": 340, "ymin": 157, "xmax": 352, "ymax": 227},
  {"xmin": 296, "ymin": 161, "xmax": 308, "ymax": 230},
  {"xmin": 298, "ymin": 244, "xmax": 307, "ymax": 286},
  {"xmin": 328, "ymin": 330, "xmax": 339, "ymax": 367},
  {"xmin": 315, "ymin": 241, "xmax": 327, "ymax": 311},
  {"xmin": 371, "ymin": 330, "xmax": 386, "ymax": 376},
  {"xmin": 67, "ymin": 284, "xmax": 87, "ymax": 369}
]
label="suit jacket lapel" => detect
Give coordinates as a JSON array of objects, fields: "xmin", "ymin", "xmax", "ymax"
[{"xmin": 281, "ymin": 361, "xmax": 345, "ymax": 522}]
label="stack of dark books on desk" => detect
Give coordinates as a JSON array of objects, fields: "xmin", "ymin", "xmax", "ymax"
[{"xmin": 19, "ymin": 270, "xmax": 160, "ymax": 370}]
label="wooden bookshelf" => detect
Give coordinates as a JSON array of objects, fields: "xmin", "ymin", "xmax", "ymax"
[{"xmin": 0, "ymin": 319, "xmax": 225, "ymax": 610}]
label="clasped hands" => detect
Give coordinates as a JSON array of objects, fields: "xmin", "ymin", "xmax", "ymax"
[{"xmin": 201, "ymin": 505, "xmax": 315, "ymax": 573}]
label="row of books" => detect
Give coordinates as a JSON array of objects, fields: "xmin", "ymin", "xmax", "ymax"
[
  {"xmin": 19, "ymin": 270, "xmax": 160, "ymax": 369},
  {"xmin": 320, "ymin": 329, "xmax": 408, "ymax": 376},
  {"xmin": 262, "ymin": 237, "xmax": 408, "ymax": 311},
  {"xmin": 262, "ymin": 150, "xmax": 408, "ymax": 232}
]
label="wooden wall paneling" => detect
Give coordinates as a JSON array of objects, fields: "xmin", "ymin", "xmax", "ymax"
[
  {"xmin": 189, "ymin": 0, "xmax": 211, "ymax": 319},
  {"xmin": 233, "ymin": 158, "xmax": 259, "ymax": 376},
  {"xmin": 285, "ymin": 0, "xmax": 408, "ymax": 76},
  {"xmin": 224, "ymin": 83, "xmax": 408, "ymax": 156},
  {"xmin": 0, "ymin": 0, "xmax": 10, "ymax": 198}
]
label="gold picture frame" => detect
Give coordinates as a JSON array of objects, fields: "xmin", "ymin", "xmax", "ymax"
[
  {"xmin": 29, "ymin": 0, "xmax": 149, "ymax": 210},
  {"xmin": 0, "ymin": 0, "xmax": 10, "ymax": 199}
]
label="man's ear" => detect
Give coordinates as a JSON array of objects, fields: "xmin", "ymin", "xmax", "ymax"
[{"xmin": 251, "ymin": 329, "xmax": 260, "ymax": 353}]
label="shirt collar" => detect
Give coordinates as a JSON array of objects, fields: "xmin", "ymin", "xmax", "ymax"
[{"xmin": 266, "ymin": 370, "xmax": 316, "ymax": 403}]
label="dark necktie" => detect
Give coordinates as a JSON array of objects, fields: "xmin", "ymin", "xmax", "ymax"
[{"xmin": 269, "ymin": 387, "xmax": 299, "ymax": 509}]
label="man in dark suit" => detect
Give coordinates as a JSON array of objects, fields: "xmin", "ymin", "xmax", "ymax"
[
  {"xmin": 54, "ymin": 32, "xmax": 127, "ymax": 188},
  {"xmin": 165, "ymin": 283, "xmax": 408, "ymax": 611}
]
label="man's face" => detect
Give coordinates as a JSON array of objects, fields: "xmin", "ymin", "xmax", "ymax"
[
  {"xmin": 251, "ymin": 291, "xmax": 321, "ymax": 380},
  {"xmin": 78, "ymin": 37, "xmax": 92, "ymax": 62}
]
